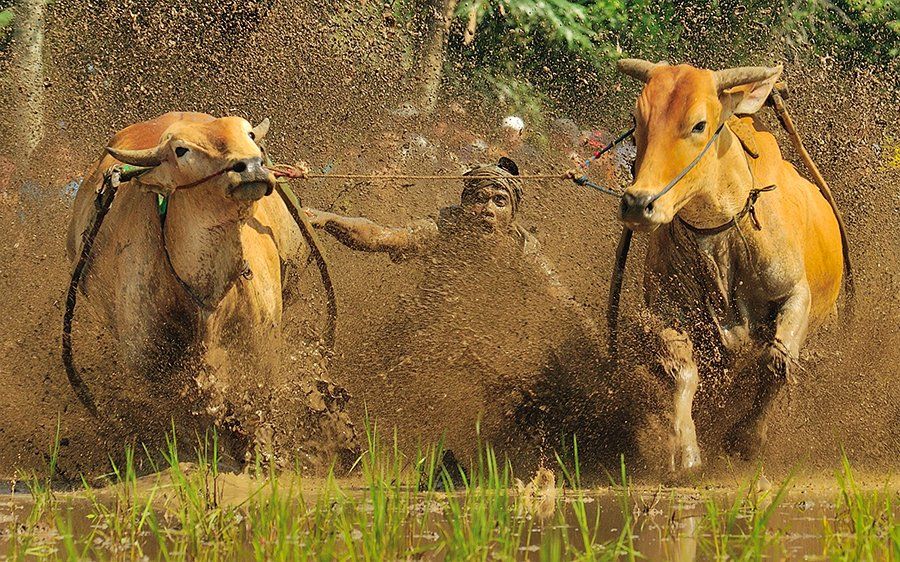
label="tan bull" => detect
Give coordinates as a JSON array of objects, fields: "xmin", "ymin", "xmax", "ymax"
[
  {"xmin": 616, "ymin": 60, "xmax": 847, "ymax": 472},
  {"xmin": 66, "ymin": 112, "xmax": 308, "ymax": 442}
]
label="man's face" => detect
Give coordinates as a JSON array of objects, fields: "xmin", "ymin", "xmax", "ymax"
[{"xmin": 464, "ymin": 186, "xmax": 515, "ymax": 233}]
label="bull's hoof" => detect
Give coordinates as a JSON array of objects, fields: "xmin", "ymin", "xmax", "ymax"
[
  {"xmin": 681, "ymin": 445, "xmax": 702, "ymax": 472},
  {"xmin": 665, "ymin": 457, "xmax": 703, "ymax": 485},
  {"xmin": 668, "ymin": 444, "xmax": 702, "ymax": 479},
  {"xmin": 766, "ymin": 340, "xmax": 799, "ymax": 385}
]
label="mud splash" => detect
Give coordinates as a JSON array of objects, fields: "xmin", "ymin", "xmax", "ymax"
[{"xmin": 0, "ymin": 0, "xmax": 898, "ymax": 480}]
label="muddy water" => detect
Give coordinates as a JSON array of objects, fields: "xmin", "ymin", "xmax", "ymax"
[{"xmin": 0, "ymin": 479, "xmax": 896, "ymax": 560}]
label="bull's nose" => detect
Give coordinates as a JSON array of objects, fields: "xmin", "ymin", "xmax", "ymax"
[
  {"xmin": 231, "ymin": 157, "xmax": 264, "ymax": 175},
  {"xmin": 619, "ymin": 191, "xmax": 655, "ymax": 222}
]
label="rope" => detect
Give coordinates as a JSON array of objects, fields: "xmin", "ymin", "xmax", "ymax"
[
  {"xmin": 648, "ymin": 122, "xmax": 725, "ymax": 204},
  {"xmin": 270, "ymin": 165, "xmax": 569, "ymax": 182},
  {"xmin": 264, "ymin": 152, "xmax": 339, "ymax": 352},
  {"xmin": 269, "ymin": 160, "xmax": 628, "ymax": 198},
  {"xmin": 607, "ymin": 227, "xmax": 633, "ymax": 356},
  {"xmin": 768, "ymin": 90, "xmax": 854, "ymax": 307},
  {"xmin": 274, "ymin": 180, "xmax": 338, "ymax": 352},
  {"xmin": 62, "ymin": 164, "xmax": 152, "ymax": 417},
  {"xmin": 572, "ymin": 125, "xmax": 635, "ymax": 198}
]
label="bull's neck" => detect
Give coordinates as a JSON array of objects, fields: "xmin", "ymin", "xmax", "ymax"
[
  {"xmin": 162, "ymin": 187, "xmax": 255, "ymax": 308},
  {"xmin": 676, "ymin": 127, "xmax": 753, "ymax": 230}
]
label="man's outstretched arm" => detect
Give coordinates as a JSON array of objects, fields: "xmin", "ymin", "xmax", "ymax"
[{"xmin": 305, "ymin": 208, "xmax": 437, "ymax": 257}]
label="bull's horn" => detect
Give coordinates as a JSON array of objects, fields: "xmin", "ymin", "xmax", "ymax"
[
  {"xmin": 106, "ymin": 145, "xmax": 163, "ymax": 167},
  {"xmin": 616, "ymin": 58, "xmax": 663, "ymax": 83},
  {"xmin": 251, "ymin": 118, "xmax": 270, "ymax": 141},
  {"xmin": 714, "ymin": 65, "xmax": 782, "ymax": 91}
]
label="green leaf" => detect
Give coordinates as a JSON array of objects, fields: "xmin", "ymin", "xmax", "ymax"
[{"xmin": 0, "ymin": 10, "xmax": 14, "ymax": 31}]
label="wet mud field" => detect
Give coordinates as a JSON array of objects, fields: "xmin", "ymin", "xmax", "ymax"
[
  {"xmin": 0, "ymin": 0, "xmax": 899, "ymax": 558},
  {"xmin": 0, "ymin": 449, "xmax": 897, "ymax": 559},
  {"xmin": 1, "ymin": 69, "xmax": 897, "ymax": 479}
]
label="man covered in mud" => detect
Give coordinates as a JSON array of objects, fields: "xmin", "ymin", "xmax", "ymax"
[
  {"xmin": 304, "ymin": 158, "xmax": 622, "ymax": 468},
  {"xmin": 304, "ymin": 157, "xmax": 596, "ymax": 334}
]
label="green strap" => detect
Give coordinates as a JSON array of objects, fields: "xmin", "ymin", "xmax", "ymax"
[
  {"xmin": 157, "ymin": 193, "xmax": 168, "ymax": 217},
  {"xmin": 119, "ymin": 164, "xmax": 154, "ymax": 182}
]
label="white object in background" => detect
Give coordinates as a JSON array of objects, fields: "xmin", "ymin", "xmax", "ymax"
[{"xmin": 501, "ymin": 115, "xmax": 525, "ymax": 134}]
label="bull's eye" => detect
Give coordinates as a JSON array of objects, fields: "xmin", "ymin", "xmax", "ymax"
[
  {"xmin": 248, "ymin": 131, "xmax": 255, "ymax": 141},
  {"xmin": 175, "ymin": 146, "xmax": 189, "ymax": 158},
  {"xmin": 692, "ymin": 121, "xmax": 707, "ymax": 134}
]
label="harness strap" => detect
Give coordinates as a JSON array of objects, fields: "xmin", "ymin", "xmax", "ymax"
[
  {"xmin": 677, "ymin": 184, "xmax": 776, "ymax": 236},
  {"xmin": 264, "ymin": 147, "xmax": 338, "ymax": 352},
  {"xmin": 157, "ymin": 195, "xmax": 214, "ymax": 312},
  {"xmin": 571, "ymin": 124, "xmax": 635, "ymax": 197},
  {"xmin": 274, "ymin": 180, "xmax": 338, "ymax": 351},
  {"xmin": 572, "ymin": 175, "xmax": 623, "ymax": 197},
  {"xmin": 607, "ymin": 227, "xmax": 633, "ymax": 356},
  {"xmin": 175, "ymin": 167, "xmax": 230, "ymax": 190},
  {"xmin": 768, "ymin": 89, "xmax": 854, "ymax": 306},
  {"xmin": 62, "ymin": 164, "xmax": 154, "ymax": 416}
]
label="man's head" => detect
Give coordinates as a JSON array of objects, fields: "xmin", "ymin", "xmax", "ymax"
[{"xmin": 460, "ymin": 157, "xmax": 523, "ymax": 233}]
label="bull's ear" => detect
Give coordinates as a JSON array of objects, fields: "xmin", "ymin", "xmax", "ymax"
[
  {"xmin": 717, "ymin": 65, "xmax": 782, "ymax": 117},
  {"xmin": 251, "ymin": 118, "xmax": 270, "ymax": 142}
]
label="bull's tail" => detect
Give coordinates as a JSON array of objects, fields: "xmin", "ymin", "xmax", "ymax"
[{"xmin": 769, "ymin": 88, "xmax": 855, "ymax": 314}]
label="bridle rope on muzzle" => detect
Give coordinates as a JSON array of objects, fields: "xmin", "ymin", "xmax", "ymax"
[{"xmin": 607, "ymin": 120, "xmax": 724, "ymax": 357}]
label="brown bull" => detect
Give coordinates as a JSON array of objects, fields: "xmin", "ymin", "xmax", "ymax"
[
  {"xmin": 616, "ymin": 60, "xmax": 846, "ymax": 472},
  {"xmin": 66, "ymin": 112, "xmax": 308, "ymax": 439}
]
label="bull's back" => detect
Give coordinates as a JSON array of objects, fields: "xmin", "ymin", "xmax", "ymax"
[
  {"xmin": 109, "ymin": 112, "xmax": 213, "ymax": 150},
  {"xmin": 753, "ymin": 130, "xmax": 843, "ymax": 323}
]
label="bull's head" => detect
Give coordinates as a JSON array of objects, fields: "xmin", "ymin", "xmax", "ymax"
[
  {"xmin": 106, "ymin": 116, "xmax": 275, "ymax": 202},
  {"xmin": 616, "ymin": 59, "xmax": 782, "ymax": 231}
]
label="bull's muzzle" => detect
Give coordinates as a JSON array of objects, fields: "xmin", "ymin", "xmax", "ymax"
[
  {"xmin": 619, "ymin": 191, "xmax": 658, "ymax": 229},
  {"xmin": 228, "ymin": 157, "xmax": 276, "ymax": 200}
]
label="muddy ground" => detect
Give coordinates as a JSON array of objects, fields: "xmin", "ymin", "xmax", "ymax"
[{"xmin": 0, "ymin": 1, "xmax": 898, "ymax": 482}]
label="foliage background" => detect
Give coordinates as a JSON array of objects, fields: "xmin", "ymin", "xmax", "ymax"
[{"xmin": 448, "ymin": 0, "xmax": 898, "ymax": 120}]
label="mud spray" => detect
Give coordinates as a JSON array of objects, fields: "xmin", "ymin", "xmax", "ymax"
[{"xmin": 0, "ymin": 0, "xmax": 897, "ymax": 482}]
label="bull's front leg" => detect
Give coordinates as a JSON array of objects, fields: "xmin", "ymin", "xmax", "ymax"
[
  {"xmin": 730, "ymin": 280, "xmax": 811, "ymax": 459},
  {"xmin": 767, "ymin": 280, "xmax": 811, "ymax": 383},
  {"xmin": 658, "ymin": 328, "xmax": 702, "ymax": 473}
]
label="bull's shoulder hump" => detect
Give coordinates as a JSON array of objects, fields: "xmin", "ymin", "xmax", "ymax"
[
  {"xmin": 109, "ymin": 112, "xmax": 215, "ymax": 149},
  {"xmin": 749, "ymin": 127, "xmax": 782, "ymax": 157}
]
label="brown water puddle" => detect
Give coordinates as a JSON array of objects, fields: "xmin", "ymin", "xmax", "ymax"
[{"xmin": 0, "ymin": 471, "xmax": 896, "ymax": 560}]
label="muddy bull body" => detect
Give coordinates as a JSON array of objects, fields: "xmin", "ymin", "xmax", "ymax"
[
  {"xmin": 615, "ymin": 60, "xmax": 847, "ymax": 473},
  {"xmin": 64, "ymin": 112, "xmax": 313, "ymax": 454}
]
